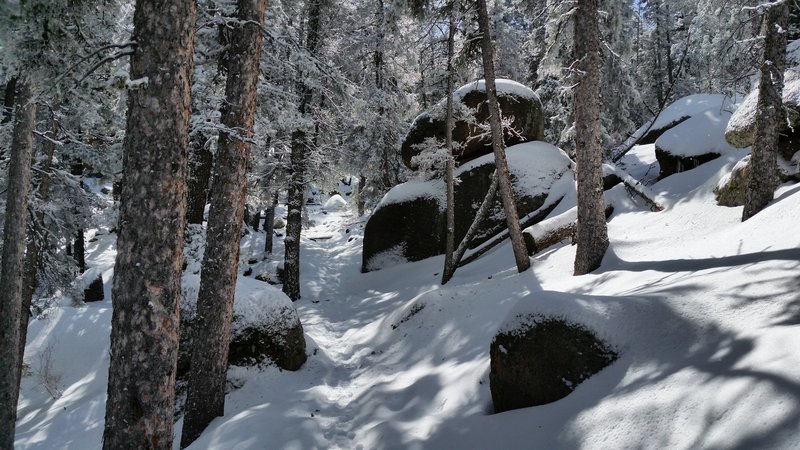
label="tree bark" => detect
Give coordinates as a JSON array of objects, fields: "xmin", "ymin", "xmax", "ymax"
[
  {"xmin": 0, "ymin": 78, "xmax": 35, "ymax": 450},
  {"xmin": 1, "ymin": 76, "xmax": 16, "ymax": 124},
  {"xmin": 181, "ymin": 0, "xmax": 266, "ymax": 446},
  {"xmin": 476, "ymin": 0, "xmax": 530, "ymax": 273},
  {"xmin": 742, "ymin": 1, "xmax": 789, "ymax": 221},
  {"xmin": 283, "ymin": 0, "xmax": 324, "ymax": 301},
  {"xmin": 357, "ymin": 175, "xmax": 366, "ymax": 217},
  {"xmin": 442, "ymin": 5, "xmax": 457, "ymax": 285},
  {"xmin": 264, "ymin": 192, "xmax": 278, "ymax": 253},
  {"xmin": 16, "ymin": 114, "xmax": 58, "ymax": 404},
  {"xmin": 102, "ymin": 1, "xmax": 195, "ymax": 448},
  {"xmin": 74, "ymin": 228, "xmax": 86, "ymax": 274},
  {"xmin": 442, "ymin": 172, "xmax": 499, "ymax": 284},
  {"xmin": 186, "ymin": 134, "xmax": 214, "ymax": 224},
  {"xmin": 573, "ymin": 0, "xmax": 609, "ymax": 275},
  {"xmin": 283, "ymin": 131, "xmax": 307, "ymax": 301}
]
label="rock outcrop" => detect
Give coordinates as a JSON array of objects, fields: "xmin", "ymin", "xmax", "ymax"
[
  {"xmin": 401, "ymin": 79, "xmax": 545, "ymax": 169},
  {"xmin": 362, "ymin": 142, "xmax": 572, "ymax": 272}
]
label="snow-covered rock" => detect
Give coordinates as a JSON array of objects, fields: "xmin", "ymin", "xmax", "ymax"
[
  {"xmin": 323, "ymin": 194, "xmax": 348, "ymax": 211},
  {"xmin": 401, "ymin": 79, "xmax": 545, "ymax": 169},
  {"xmin": 638, "ymin": 94, "xmax": 741, "ymax": 178},
  {"xmin": 726, "ymin": 69, "xmax": 800, "ymax": 156},
  {"xmin": 490, "ymin": 313, "xmax": 618, "ymax": 413},
  {"xmin": 179, "ymin": 275, "xmax": 306, "ymax": 371},
  {"xmin": 363, "ymin": 142, "xmax": 573, "ymax": 272}
]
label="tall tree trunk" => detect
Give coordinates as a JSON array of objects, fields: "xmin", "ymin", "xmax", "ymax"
[
  {"xmin": 16, "ymin": 115, "xmax": 58, "ymax": 402},
  {"xmin": 264, "ymin": 192, "xmax": 278, "ymax": 253},
  {"xmin": 1, "ymin": 76, "xmax": 16, "ymax": 124},
  {"xmin": 74, "ymin": 228, "xmax": 86, "ymax": 273},
  {"xmin": 357, "ymin": 175, "xmax": 366, "ymax": 217},
  {"xmin": 442, "ymin": 5, "xmax": 457, "ymax": 285},
  {"xmin": 264, "ymin": 192, "xmax": 278, "ymax": 254},
  {"xmin": 742, "ymin": 1, "xmax": 789, "ymax": 221},
  {"xmin": 102, "ymin": 0, "xmax": 195, "ymax": 448},
  {"xmin": 181, "ymin": 0, "xmax": 266, "ymax": 446},
  {"xmin": 186, "ymin": 134, "xmax": 214, "ymax": 224},
  {"xmin": 283, "ymin": 0, "xmax": 324, "ymax": 301},
  {"xmin": 476, "ymin": 0, "xmax": 531, "ymax": 274},
  {"xmin": 283, "ymin": 131, "xmax": 307, "ymax": 301},
  {"xmin": 573, "ymin": 0, "xmax": 609, "ymax": 275},
  {"xmin": 0, "ymin": 79, "xmax": 35, "ymax": 450}
]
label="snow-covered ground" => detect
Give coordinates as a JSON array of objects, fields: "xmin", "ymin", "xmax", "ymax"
[{"xmin": 13, "ymin": 143, "xmax": 800, "ymax": 449}]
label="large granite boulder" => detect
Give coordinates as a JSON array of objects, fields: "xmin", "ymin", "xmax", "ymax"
[
  {"xmin": 714, "ymin": 155, "xmax": 751, "ymax": 207},
  {"xmin": 401, "ymin": 79, "xmax": 545, "ymax": 170},
  {"xmin": 362, "ymin": 142, "xmax": 573, "ymax": 272},
  {"xmin": 726, "ymin": 71, "xmax": 800, "ymax": 160},
  {"xmin": 179, "ymin": 275, "xmax": 307, "ymax": 375},
  {"xmin": 631, "ymin": 94, "xmax": 737, "ymax": 146},
  {"xmin": 650, "ymin": 95, "xmax": 739, "ymax": 179},
  {"xmin": 490, "ymin": 314, "xmax": 618, "ymax": 413}
]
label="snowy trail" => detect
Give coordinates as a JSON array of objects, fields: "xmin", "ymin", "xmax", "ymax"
[{"xmin": 15, "ymin": 145, "xmax": 800, "ymax": 450}]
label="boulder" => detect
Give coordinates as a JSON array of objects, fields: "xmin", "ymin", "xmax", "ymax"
[
  {"xmin": 362, "ymin": 194, "xmax": 444, "ymax": 273},
  {"xmin": 323, "ymin": 194, "xmax": 348, "ymax": 211},
  {"xmin": 726, "ymin": 72, "xmax": 800, "ymax": 157},
  {"xmin": 178, "ymin": 276, "xmax": 306, "ymax": 376},
  {"xmin": 83, "ymin": 274, "xmax": 104, "ymax": 302},
  {"xmin": 655, "ymin": 147, "xmax": 723, "ymax": 179},
  {"xmin": 653, "ymin": 97, "xmax": 738, "ymax": 179},
  {"xmin": 362, "ymin": 142, "xmax": 573, "ymax": 272},
  {"xmin": 401, "ymin": 79, "xmax": 545, "ymax": 170},
  {"xmin": 228, "ymin": 305, "xmax": 307, "ymax": 370},
  {"xmin": 714, "ymin": 155, "xmax": 751, "ymax": 207},
  {"xmin": 490, "ymin": 315, "xmax": 618, "ymax": 413},
  {"xmin": 631, "ymin": 94, "xmax": 738, "ymax": 146}
]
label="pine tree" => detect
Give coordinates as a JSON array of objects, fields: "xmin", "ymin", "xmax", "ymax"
[
  {"xmin": 742, "ymin": 0, "xmax": 789, "ymax": 221},
  {"xmin": 476, "ymin": 0, "xmax": 530, "ymax": 274},
  {"xmin": 283, "ymin": 0, "xmax": 326, "ymax": 301},
  {"xmin": 573, "ymin": 0, "xmax": 609, "ymax": 275},
  {"xmin": 181, "ymin": 0, "xmax": 267, "ymax": 446},
  {"xmin": 102, "ymin": 0, "xmax": 196, "ymax": 447},
  {"xmin": 442, "ymin": 3, "xmax": 458, "ymax": 284},
  {"xmin": 0, "ymin": 78, "xmax": 35, "ymax": 450}
]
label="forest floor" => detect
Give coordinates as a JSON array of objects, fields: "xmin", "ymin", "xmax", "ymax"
[{"xmin": 14, "ymin": 144, "xmax": 800, "ymax": 449}]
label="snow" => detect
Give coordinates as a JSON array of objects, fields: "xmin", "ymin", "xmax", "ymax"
[
  {"xmin": 14, "ymin": 147, "xmax": 800, "ymax": 450},
  {"xmin": 181, "ymin": 274, "xmax": 296, "ymax": 336},
  {"xmin": 409, "ymin": 79, "xmax": 540, "ymax": 129},
  {"xmin": 628, "ymin": 94, "xmax": 739, "ymax": 145},
  {"xmin": 655, "ymin": 108, "xmax": 738, "ymax": 157},
  {"xmin": 376, "ymin": 141, "xmax": 572, "ymax": 212},
  {"xmin": 727, "ymin": 69, "xmax": 800, "ymax": 144},
  {"xmin": 323, "ymin": 194, "xmax": 348, "ymax": 211},
  {"xmin": 452, "ymin": 79, "xmax": 539, "ymax": 102}
]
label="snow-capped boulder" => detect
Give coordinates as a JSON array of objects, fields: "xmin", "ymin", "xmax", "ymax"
[
  {"xmin": 490, "ymin": 314, "xmax": 618, "ymax": 413},
  {"xmin": 401, "ymin": 79, "xmax": 545, "ymax": 170},
  {"xmin": 725, "ymin": 70, "xmax": 800, "ymax": 159},
  {"xmin": 714, "ymin": 155, "xmax": 751, "ymax": 207},
  {"xmin": 631, "ymin": 94, "xmax": 737, "ymax": 146},
  {"xmin": 646, "ymin": 95, "xmax": 739, "ymax": 178},
  {"xmin": 323, "ymin": 194, "xmax": 348, "ymax": 211},
  {"xmin": 179, "ymin": 275, "xmax": 307, "ymax": 373},
  {"xmin": 362, "ymin": 142, "xmax": 572, "ymax": 272}
]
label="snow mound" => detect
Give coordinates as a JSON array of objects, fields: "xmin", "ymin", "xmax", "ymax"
[
  {"xmin": 323, "ymin": 194, "xmax": 348, "ymax": 211},
  {"xmin": 452, "ymin": 78, "xmax": 538, "ymax": 102},
  {"xmin": 726, "ymin": 70, "xmax": 800, "ymax": 148},
  {"xmin": 376, "ymin": 141, "xmax": 572, "ymax": 212},
  {"xmin": 181, "ymin": 274, "xmax": 296, "ymax": 336},
  {"xmin": 630, "ymin": 94, "xmax": 739, "ymax": 145},
  {"xmin": 656, "ymin": 109, "xmax": 738, "ymax": 157}
]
